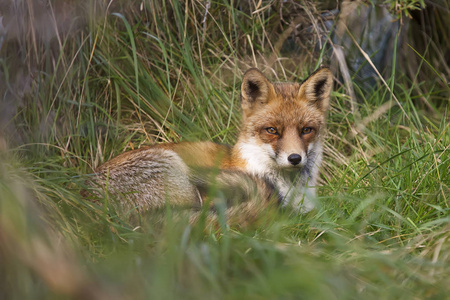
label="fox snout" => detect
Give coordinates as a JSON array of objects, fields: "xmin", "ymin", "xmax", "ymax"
[
  {"xmin": 273, "ymin": 126, "xmax": 309, "ymax": 169},
  {"xmin": 287, "ymin": 153, "xmax": 302, "ymax": 165},
  {"xmin": 275, "ymin": 149, "xmax": 307, "ymax": 169}
]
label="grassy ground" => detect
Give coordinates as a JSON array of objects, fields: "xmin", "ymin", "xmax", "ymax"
[{"xmin": 1, "ymin": 1, "xmax": 449, "ymax": 299}]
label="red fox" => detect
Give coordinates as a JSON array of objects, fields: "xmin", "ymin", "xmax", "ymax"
[{"xmin": 89, "ymin": 67, "xmax": 333, "ymax": 216}]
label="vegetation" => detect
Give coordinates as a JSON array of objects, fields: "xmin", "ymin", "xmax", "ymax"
[{"xmin": 0, "ymin": 0, "xmax": 448, "ymax": 299}]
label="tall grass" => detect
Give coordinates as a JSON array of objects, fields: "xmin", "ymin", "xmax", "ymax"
[{"xmin": 0, "ymin": 0, "xmax": 449, "ymax": 299}]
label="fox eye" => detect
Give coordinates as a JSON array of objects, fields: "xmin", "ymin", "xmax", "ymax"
[
  {"xmin": 302, "ymin": 127, "xmax": 313, "ymax": 134},
  {"xmin": 266, "ymin": 127, "xmax": 278, "ymax": 135}
]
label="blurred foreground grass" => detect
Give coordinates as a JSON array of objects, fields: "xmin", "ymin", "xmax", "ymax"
[{"xmin": 0, "ymin": 1, "xmax": 449, "ymax": 299}]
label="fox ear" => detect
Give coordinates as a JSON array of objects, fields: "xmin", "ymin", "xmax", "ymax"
[
  {"xmin": 241, "ymin": 68, "xmax": 275, "ymax": 117},
  {"xmin": 298, "ymin": 68, "xmax": 333, "ymax": 112}
]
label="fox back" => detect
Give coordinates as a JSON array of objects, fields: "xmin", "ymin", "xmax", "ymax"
[{"xmin": 87, "ymin": 67, "xmax": 333, "ymax": 216}]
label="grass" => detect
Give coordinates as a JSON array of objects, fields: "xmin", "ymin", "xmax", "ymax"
[{"xmin": 0, "ymin": 0, "xmax": 449, "ymax": 299}]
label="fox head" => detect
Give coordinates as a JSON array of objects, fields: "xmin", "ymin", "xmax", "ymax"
[{"xmin": 236, "ymin": 68, "xmax": 333, "ymax": 175}]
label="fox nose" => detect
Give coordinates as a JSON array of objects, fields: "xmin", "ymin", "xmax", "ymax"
[{"xmin": 287, "ymin": 153, "xmax": 302, "ymax": 165}]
